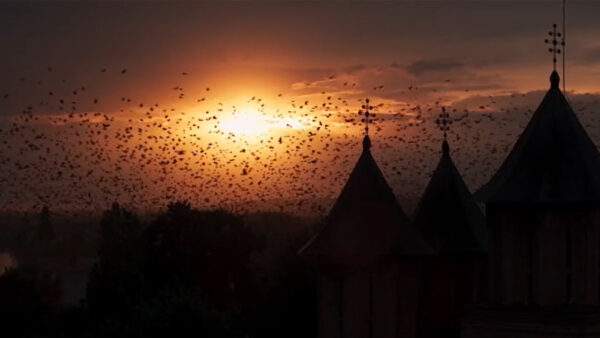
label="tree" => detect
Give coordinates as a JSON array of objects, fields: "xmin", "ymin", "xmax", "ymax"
[
  {"xmin": 86, "ymin": 201, "xmax": 259, "ymax": 337},
  {"xmin": 86, "ymin": 202, "xmax": 144, "ymax": 318},
  {"xmin": 37, "ymin": 205, "xmax": 55, "ymax": 241},
  {"xmin": 246, "ymin": 229, "xmax": 317, "ymax": 338},
  {"xmin": 0, "ymin": 265, "xmax": 62, "ymax": 337},
  {"xmin": 141, "ymin": 201, "xmax": 264, "ymax": 305}
]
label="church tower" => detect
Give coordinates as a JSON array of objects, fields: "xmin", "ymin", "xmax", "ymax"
[
  {"xmin": 477, "ymin": 69, "xmax": 600, "ymax": 307},
  {"xmin": 412, "ymin": 112, "xmax": 487, "ymax": 337},
  {"xmin": 300, "ymin": 99, "xmax": 433, "ymax": 338},
  {"xmin": 464, "ymin": 29, "xmax": 600, "ymax": 335}
]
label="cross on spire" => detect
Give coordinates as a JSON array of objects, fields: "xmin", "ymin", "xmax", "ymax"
[
  {"xmin": 358, "ymin": 98, "xmax": 375, "ymax": 136},
  {"xmin": 545, "ymin": 23, "xmax": 563, "ymax": 71},
  {"xmin": 436, "ymin": 107, "xmax": 451, "ymax": 140}
]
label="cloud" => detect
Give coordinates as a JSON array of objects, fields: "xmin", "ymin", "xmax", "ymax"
[
  {"xmin": 580, "ymin": 46, "xmax": 600, "ymax": 65},
  {"xmin": 401, "ymin": 58, "xmax": 465, "ymax": 77},
  {"xmin": 287, "ymin": 59, "xmax": 512, "ymax": 114}
]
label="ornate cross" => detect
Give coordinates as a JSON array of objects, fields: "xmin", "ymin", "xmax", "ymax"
[
  {"xmin": 545, "ymin": 23, "xmax": 563, "ymax": 71},
  {"xmin": 436, "ymin": 107, "xmax": 451, "ymax": 140},
  {"xmin": 358, "ymin": 98, "xmax": 375, "ymax": 136}
]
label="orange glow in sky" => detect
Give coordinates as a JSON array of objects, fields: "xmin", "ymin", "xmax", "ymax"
[
  {"xmin": 219, "ymin": 109, "xmax": 306, "ymax": 137},
  {"xmin": 3, "ymin": 2, "xmax": 600, "ymax": 213}
]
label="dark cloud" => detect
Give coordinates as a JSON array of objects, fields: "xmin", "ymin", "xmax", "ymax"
[
  {"xmin": 580, "ymin": 46, "xmax": 600, "ymax": 64},
  {"xmin": 402, "ymin": 58, "xmax": 465, "ymax": 77}
]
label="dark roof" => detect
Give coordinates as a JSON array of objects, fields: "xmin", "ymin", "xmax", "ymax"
[
  {"xmin": 412, "ymin": 141, "xmax": 487, "ymax": 254},
  {"xmin": 300, "ymin": 136, "xmax": 433, "ymax": 265},
  {"xmin": 475, "ymin": 71, "xmax": 600, "ymax": 205}
]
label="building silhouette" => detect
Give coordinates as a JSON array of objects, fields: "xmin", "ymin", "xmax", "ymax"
[
  {"xmin": 462, "ymin": 71, "xmax": 600, "ymax": 337},
  {"xmin": 300, "ymin": 134, "xmax": 434, "ymax": 338},
  {"xmin": 413, "ymin": 138, "xmax": 487, "ymax": 337},
  {"xmin": 302, "ymin": 68, "xmax": 600, "ymax": 337}
]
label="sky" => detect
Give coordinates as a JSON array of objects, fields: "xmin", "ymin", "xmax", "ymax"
[{"xmin": 2, "ymin": 1, "xmax": 600, "ymax": 214}]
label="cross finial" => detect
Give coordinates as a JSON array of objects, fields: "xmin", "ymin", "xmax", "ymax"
[
  {"xmin": 358, "ymin": 98, "xmax": 375, "ymax": 136},
  {"xmin": 436, "ymin": 107, "xmax": 451, "ymax": 140},
  {"xmin": 545, "ymin": 23, "xmax": 563, "ymax": 71}
]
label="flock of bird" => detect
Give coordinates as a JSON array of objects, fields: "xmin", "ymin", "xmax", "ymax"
[{"xmin": 1, "ymin": 67, "xmax": 600, "ymax": 216}]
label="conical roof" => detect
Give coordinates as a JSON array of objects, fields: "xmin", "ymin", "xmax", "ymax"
[
  {"xmin": 413, "ymin": 141, "xmax": 487, "ymax": 254},
  {"xmin": 300, "ymin": 136, "xmax": 433, "ymax": 265},
  {"xmin": 476, "ymin": 71, "xmax": 600, "ymax": 205}
]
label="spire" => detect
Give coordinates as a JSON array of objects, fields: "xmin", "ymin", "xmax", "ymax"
[
  {"xmin": 299, "ymin": 98, "xmax": 434, "ymax": 263},
  {"xmin": 436, "ymin": 107, "xmax": 451, "ymax": 155},
  {"xmin": 413, "ymin": 141, "xmax": 487, "ymax": 254},
  {"xmin": 550, "ymin": 70, "xmax": 560, "ymax": 89},
  {"xmin": 414, "ymin": 108, "xmax": 486, "ymax": 254},
  {"xmin": 442, "ymin": 140, "xmax": 450, "ymax": 156},
  {"xmin": 475, "ymin": 68, "xmax": 600, "ymax": 204},
  {"xmin": 299, "ymin": 127, "xmax": 434, "ymax": 264},
  {"xmin": 363, "ymin": 134, "xmax": 371, "ymax": 150},
  {"xmin": 545, "ymin": 23, "xmax": 563, "ymax": 72}
]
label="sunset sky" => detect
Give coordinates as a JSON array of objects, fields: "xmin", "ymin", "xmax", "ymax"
[{"xmin": 2, "ymin": 1, "xmax": 600, "ymax": 214}]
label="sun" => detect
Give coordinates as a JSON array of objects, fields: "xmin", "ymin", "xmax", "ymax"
[
  {"xmin": 219, "ymin": 109, "xmax": 307, "ymax": 137},
  {"xmin": 220, "ymin": 110, "xmax": 271, "ymax": 136}
]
